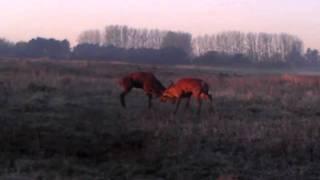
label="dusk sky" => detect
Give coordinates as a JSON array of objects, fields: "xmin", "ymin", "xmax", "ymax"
[{"xmin": 1, "ymin": 0, "xmax": 319, "ymax": 50}]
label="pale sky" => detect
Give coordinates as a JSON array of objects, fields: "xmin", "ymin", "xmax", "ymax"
[{"xmin": 0, "ymin": 0, "xmax": 319, "ymax": 49}]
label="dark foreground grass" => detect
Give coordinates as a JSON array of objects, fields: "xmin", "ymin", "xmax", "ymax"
[{"xmin": 1, "ymin": 59, "xmax": 320, "ymax": 179}]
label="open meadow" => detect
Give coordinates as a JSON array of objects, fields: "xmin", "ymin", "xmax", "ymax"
[{"xmin": 1, "ymin": 59, "xmax": 320, "ymax": 179}]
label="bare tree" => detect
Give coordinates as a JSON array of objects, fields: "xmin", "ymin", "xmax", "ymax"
[
  {"xmin": 104, "ymin": 25, "xmax": 122, "ymax": 47},
  {"xmin": 103, "ymin": 25, "xmax": 167, "ymax": 49},
  {"xmin": 192, "ymin": 31, "xmax": 304, "ymax": 63},
  {"xmin": 161, "ymin": 31, "xmax": 192, "ymax": 55},
  {"xmin": 77, "ymin": 30, "xmax": 101, "ymax": 45}
]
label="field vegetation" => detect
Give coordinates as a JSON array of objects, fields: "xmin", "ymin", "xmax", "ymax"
[{"xmin": 1, "ymin": 59, "xmax": 320, "ymax": 179}]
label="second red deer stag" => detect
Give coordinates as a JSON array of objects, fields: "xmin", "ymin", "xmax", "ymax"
[
  {"xmin": 160, "ymin": 78, "xmax": 212, "ymax": 115},
  {"xmin": 118, "ymin": 72, "xmax": 165, "ymax": 108}
]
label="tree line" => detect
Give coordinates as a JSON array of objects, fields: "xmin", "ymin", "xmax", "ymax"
[
  {"xmin": 78, "ymin": 25, "xmax": 193, "ymax": 56},
  {"xmin": 0, "ymin": 25, "xmax": 319, "ymax": 66},
  {"xmin": 193, "ymin": 32, "xmax": 304, "ymax": 62},
  {"xmin": 65, "ymin": 25, "xmax": 320, "ymax": 65},
  {"xmin": 0, "ymin": 37, "xmax": 70, "ymax": 59}
]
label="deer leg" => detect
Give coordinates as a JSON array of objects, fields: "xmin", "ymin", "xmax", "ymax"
[
  {"xmin": 184, "ymin": 96, "xmax": 191, "ymax": 110},
  {"xmin": 174, "ymin": 97, "xmax": 182, "ymax": 114},
  {"xmin": 120, "ymin": 92, "xmax": 127, "ymax": 108},
  {"xmin": 120, "ymin": 88, "xmax": 131, "ymax": 108},
  {"xmin": 196, "ymin": 94, "xmax": 202, "ymax": 115},
  {"xmin": 143, "ymin": 83, "xmax": 154, "ymax": 109}
]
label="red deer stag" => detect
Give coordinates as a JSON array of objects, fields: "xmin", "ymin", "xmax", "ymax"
[
  {"xmin": 160, "ymin": 78, "xmax": 212, "ymax": 115},
  {"xmin": 118, "ymin": 72, "xmax": 165, "ymax": 108}
]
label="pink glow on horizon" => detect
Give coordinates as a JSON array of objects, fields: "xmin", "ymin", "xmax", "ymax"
[{"xmin": 0, "ymin": 0, "xmax": 319, "ymax": 49}]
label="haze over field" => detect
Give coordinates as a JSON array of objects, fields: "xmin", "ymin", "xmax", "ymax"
[{"xmin": 0, "ymin": 0, "xmax": 319, "ymax": 49}]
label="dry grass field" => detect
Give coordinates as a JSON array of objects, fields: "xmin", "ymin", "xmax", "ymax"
[{"xmin": 1, "ymin": 59, "xmax": 320, "ymax": 179}]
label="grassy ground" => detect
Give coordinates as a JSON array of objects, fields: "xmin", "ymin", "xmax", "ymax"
[{"xmin": 1, "ymin": 59, "xmax": 320, "ymax": 179}]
